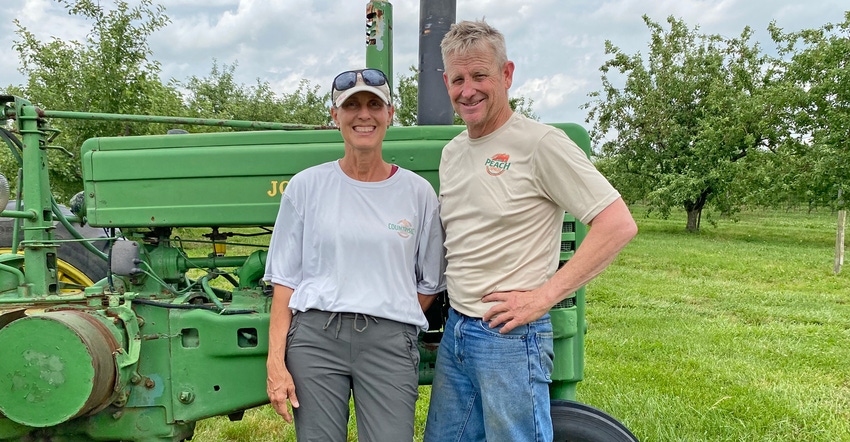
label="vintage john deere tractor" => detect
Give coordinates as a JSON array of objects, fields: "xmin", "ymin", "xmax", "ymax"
[{"xmin": 0, "ymin": 1, "xmax": 637, "ymax": 441}]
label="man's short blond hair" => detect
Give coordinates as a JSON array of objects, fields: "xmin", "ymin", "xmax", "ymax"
[{"xmin": 440, "ymin": 20, "xmax": 508, "ymax": 67}]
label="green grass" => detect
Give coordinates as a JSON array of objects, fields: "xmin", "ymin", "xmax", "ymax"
[
  {"xmin": 190, "ymin": 207, "xmax": 850, "ymax": 441},
  {"xmin": 580, "ymin": 208, "xmax": 850, "ymax": 442}
]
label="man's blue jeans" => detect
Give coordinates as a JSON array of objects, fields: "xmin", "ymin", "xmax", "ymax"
[{"xmin": 424, "ymin": 307, "xmax": 554, "ymax": 442}]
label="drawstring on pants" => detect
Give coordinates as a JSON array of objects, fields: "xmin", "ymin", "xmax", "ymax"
[{"xmin": 322, "ymin": 312, "xmax": 379, "ymax": 338}]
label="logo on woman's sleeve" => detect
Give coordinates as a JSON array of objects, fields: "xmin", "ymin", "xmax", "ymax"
[
  {"xmin": 485, "ymin": 153, "xmax": 511, "ymax": 176},
  {"xmin": 388, "ymin": 219, "xmax": 415, "ymax": 238}
]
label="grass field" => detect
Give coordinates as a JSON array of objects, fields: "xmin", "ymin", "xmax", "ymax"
[{"xmin": 189, "ymin": 207, "xmax": 850, "ymax": 441}]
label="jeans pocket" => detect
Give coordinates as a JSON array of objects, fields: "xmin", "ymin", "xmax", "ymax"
[
  {"xmin": 536, "ymin": 331, "xmax": 555, "ymax": 381},
  {"xmin": 474, "ymin": 317, "xmax": 525, "ymax": 338}
]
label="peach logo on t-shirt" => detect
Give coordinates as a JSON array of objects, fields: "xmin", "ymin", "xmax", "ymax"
[
  {"xmin": 388, "ymin": 219, "xmax": 415, "ymax": 238},
  {"xmin": 485, "ymin": 153, "xmax": 511, "ymax": 176}
]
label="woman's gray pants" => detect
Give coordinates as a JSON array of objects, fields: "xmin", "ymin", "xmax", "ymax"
[{"xmin": 285, "ymin": 309, "xmax": 421, "ymax": 442}]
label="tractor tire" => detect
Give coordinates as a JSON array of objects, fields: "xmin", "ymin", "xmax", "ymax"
[
  {"xmin": 552, "ymin": 400, "xmax": 639, "ymax": 442},
  {"xmin": 0, "ymin": 201, "xmax": 110, "ymax": 288}
]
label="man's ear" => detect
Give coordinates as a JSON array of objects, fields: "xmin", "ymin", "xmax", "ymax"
[{"xmin": 503, "ymin": 60, "xmax": 515, "ymax": 89}]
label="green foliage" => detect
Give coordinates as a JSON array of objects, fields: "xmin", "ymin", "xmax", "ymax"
[
  {"xmin": 393, "ymin": 66, "xmax": 419, "ymax": 126},
  {"xmin": 509, "ymin": 96, "xmax": 538, "ymax": 121},
  {"xmin": 764, "ymin": 12, "xmax": 850, "ymax": 210},
  {"xmin": 8, "ymin": 0, "xmax": 176, "ymax": 201},
  {"xmin": 587, "ymin": 13, "xmax": 850, "ymax": 228},
  {"xmin": 586, "ymin": 16, "xmax": 786, "ymax": 231},
  {"xmin": 276, "ymin": 80, "xmax": 331, "ymax": 127},
  {"xmin": 181, "ymin": 61, "xmax": 331, "ymax": 129},
  {"xmin": 182, "ymin": 60, "xmax": 245, "ymax": 120}
]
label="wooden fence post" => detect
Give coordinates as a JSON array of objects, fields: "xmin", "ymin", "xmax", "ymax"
[{"xmin": 835, "ymin": 209, "xmax": 845, "ymax": 275}]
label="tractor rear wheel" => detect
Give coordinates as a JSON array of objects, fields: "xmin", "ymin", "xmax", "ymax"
[{"xmin": 552, "ymin": 400, "xmax": 639, "ymax": 442}]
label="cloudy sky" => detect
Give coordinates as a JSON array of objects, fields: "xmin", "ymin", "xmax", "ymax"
[{"xmin": 2, "ymin": 0, "xmax": 846, "ymax": 124}]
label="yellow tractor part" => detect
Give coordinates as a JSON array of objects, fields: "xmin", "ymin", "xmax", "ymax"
[{"xmin": 0, "ymin": 249, "xmax": 96, "ymax": 291}]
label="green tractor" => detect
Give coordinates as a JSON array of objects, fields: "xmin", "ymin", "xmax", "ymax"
[{"xmin": 0, "ymin": 2, "xmax": 637, "ymax": 441}]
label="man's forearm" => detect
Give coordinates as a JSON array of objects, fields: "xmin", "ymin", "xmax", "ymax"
[{"xmin": 543, "ymin": 198, "xmax": 637, "ymax": 305}]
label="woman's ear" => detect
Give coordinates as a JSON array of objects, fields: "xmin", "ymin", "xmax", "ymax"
[{"xmin": 330, "ymin": 106, "xmax": 339, "ymax": 127}]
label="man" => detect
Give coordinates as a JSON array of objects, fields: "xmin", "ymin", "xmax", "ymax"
[{"xmin": 424, "ymin": 20, "xmax": 638, "ymax": 442}]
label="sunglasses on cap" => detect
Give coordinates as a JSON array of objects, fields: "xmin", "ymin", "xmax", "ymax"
[{"xmin": 332, "ymin": 68, "xmax": 389, "ymax": 93}]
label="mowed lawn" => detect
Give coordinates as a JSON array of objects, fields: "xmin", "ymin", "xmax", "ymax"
[{"xmin": 191, "ymin": 207, "xmax": 850, "ymax": 442}]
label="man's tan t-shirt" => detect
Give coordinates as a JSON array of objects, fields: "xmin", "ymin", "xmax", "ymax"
[{"xmin": 439, "ymin": 113, "xmax": 620, "ymax": 318}]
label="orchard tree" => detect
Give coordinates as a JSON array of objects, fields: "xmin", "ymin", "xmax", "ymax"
[
  {"xmin": 585, "ymin": 15, "xmax": 785, "ymax": 232},
  {"xmin": 13, "ymin": 0, "xmax": 177, "ymax": 128},
  {"xmin": 182, "ymin": 61, "xmax": 246, "ymax": 120},
  {"xmin": 765, "ymin": 12, "xmax": 850, "ymax": 210},
  {"xmin": 9, "ymin": 0, "xmax": 178, "ymax": 201},
  {"xmin": 275, "ymin": 80, "xmax": 331, "ymax": 126},
  {"xmin": 182, "ymin": 60, "xmax": 331, "ymax": 128}
]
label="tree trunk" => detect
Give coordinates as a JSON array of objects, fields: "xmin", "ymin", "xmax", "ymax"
[
  {"xmin": 686, "ymin": 208, "xmax": 701, "ymax": 232},
  {"xmin": 684, "ymin": 189, "xmax": 711, "ymax": 232}
]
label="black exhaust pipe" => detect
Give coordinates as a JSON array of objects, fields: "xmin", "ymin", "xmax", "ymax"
[{"xmin": 417, "ymin": 0, "xmax": 455, "ymax": 125}]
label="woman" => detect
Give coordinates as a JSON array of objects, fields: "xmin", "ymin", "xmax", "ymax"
[{"xmin": 263, "ymin": 68, "xmax": 445, "ymax": 441}]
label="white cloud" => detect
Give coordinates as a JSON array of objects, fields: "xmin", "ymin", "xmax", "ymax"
[{"xmin": 515, "ymin": 73, "xmax": 588, "ymax": 122}]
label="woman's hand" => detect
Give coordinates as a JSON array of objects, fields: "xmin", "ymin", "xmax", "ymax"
[{"xmin": 267, "ymin": 367, "xmax": 299, "ymax": 423}]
